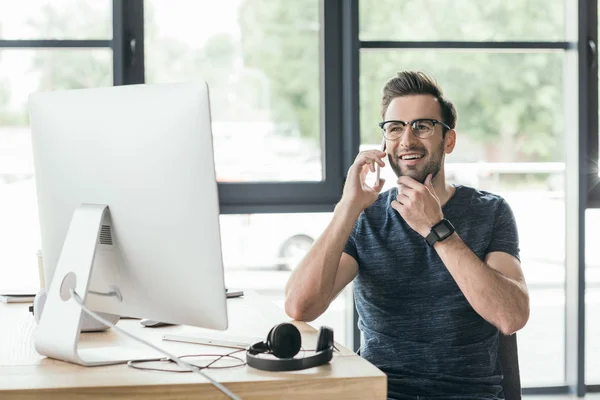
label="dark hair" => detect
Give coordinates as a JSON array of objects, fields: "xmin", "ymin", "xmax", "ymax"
[{"xmin": 381, "ymin": 71, "xmax": 457, "ymax": 132}]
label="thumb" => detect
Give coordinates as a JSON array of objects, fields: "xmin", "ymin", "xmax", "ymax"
[
  {"xmin": 425, "ymin": 174, "xmax": 437, "ymax": 194},
  {"xmin": 425, "ymin": 173, "xmax": 433, "ymax": 188}
]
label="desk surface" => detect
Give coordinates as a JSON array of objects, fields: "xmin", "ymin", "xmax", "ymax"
[{"xmin": 0, "ymin": 292, "xmax": 386, "ymax": 399}]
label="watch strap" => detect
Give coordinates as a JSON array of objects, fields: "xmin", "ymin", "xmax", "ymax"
[
  {"xmin": 425, "ymin": 219, "xmax": 455, "ymax": 247},
  {"xmin": 425, "ymin": 231, "xmax": 439, "ymax": 246}
]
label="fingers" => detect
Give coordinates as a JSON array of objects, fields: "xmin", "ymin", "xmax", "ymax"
[
  {"xmin": 396, "ymin": 192, "xmax": 410, "ymax": 206},
  {"xmin": 397, "ymin": 183, "xmax": 415, "ymax": 201},
  {"xmin": 353, "ymin": 150, "xmax": 386, "ymax": 171},
  {"xmin": 397, "ymin": 175, "xmax": 432, "ymax": 197},
  {"xmin": 397, "ymin": 175, "xmax": 423, "ymax": 190},
  {"xmin": 359, "ymin": 163, "xmax": 371, "ymax": 178}
]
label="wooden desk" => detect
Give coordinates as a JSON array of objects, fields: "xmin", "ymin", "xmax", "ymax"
[{"xmin": 0, "ymin": 292, "xmax": 386, "ymax": 399}]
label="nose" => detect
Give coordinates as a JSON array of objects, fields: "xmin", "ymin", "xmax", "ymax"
[{"xmin": 399, "ymin": 125, "xmax": 419, "ymax": 149}]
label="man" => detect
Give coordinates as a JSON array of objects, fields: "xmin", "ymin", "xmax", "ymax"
[{"xmin": 284, "ymin": 71, "xmax": 530, "ymax": 399}]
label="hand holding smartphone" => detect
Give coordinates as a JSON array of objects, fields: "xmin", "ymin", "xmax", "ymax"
[{"xmin": 375, "ymin": 139, "xmax": 386, "ymax": 187}]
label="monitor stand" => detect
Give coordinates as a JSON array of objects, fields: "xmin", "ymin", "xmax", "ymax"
[{"xmin": 33, "ymin": 204, "xmax": 162, "ymax": 366}]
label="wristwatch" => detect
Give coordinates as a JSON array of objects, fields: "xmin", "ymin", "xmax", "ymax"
[{"xmin": 425, "ymin": 219, "xmax": 455, "ymax": 247}]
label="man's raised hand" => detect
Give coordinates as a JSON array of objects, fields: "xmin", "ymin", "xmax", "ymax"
[
  {"xmin": 391, "ymin": 174, "xmax": 443, "ymax": 237},
  {"xmin": 339, "ymin": 149, "xmax": 387, "ymax": 213}
]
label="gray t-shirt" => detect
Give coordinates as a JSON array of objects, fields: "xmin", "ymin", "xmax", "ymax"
[{"xmin": 344, "ymin": 185, "xmax": 520, "ymax": 399}]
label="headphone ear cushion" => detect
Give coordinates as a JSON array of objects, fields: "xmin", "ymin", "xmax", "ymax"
[
  {"xmin": 269, "ymin": 322, "xmax": 301, "ymax": 359},
  {"xmin": 266, "ymin": 325, "xmax": 277, "ymax": 348},
  {"xmin": 316, "ymin": 326, "xmax": 334, "ymax": 353}
]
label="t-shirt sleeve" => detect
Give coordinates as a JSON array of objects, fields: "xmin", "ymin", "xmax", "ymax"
[
  {"xmin": 343, "ymin": 217, "xmax": 360, "ymax": 263},
  {"xmin": 485, "ymin": 198, "xmax": 520, "ymax": 261},
  {"xmin": 343, "ymin": 233, "xmax": 358, "ymax": 262}
]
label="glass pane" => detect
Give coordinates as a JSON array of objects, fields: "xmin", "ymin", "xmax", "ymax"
[
  {"xmin": 587, "ymin": 202, "xmax": 600, "ymax": 383},
  {"xmin": 144, "ymin": 0, "xmax": 323, "ymax": 182},
  {"xmin": 0, "ymin": 49, "xmax": 112, "ymax": 290},
  {"xmin": 592, "ymin": 6, "xmax": 600, "ymax": 385},
  {"xmin": 359, "ymin": 0, "xmax": 565, "ymax": 42},
  {"xmin": 0, "ymin": 1, "xmax": 111, "ymax": 40},
  {"xmin": 220, "ymin": 213, "xmax": 350, "ymax": 347},
  {"xmin": 360, "ymin": 51, "xmax": 566, "ymax": 386}
]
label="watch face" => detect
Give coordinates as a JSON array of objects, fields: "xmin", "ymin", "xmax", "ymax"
[{"xmin": 435, "ymin": 222, "xmax": 451, "ymax": 238}]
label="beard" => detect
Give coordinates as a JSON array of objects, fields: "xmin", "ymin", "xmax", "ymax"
[{"xmin": 388, "ymin": 139, "xmax": 445, "ymax": 183}]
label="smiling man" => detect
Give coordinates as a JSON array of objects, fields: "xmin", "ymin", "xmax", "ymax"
[{"xmin": 285, "ymin": 71, "xmax": 530, "ymax": 399}]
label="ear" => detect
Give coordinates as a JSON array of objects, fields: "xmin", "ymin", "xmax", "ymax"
[{"xmin": 444, "ymin": 129, "xmax": 456, "ymax": 154}]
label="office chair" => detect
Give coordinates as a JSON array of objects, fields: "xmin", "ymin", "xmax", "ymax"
[{"xmin": 499, "ymin": 333, "xmax": 521, "ymax": 400}]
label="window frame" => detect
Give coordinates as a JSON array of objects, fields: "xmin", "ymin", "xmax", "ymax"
[{"xmin": 123, "ymin": 0, "xmax": 349, "ymax": 214}]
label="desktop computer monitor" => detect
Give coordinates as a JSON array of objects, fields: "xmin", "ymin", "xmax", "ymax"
[{"xmin": 28, "ymin": 82, "xmax": 229, "ymax": 366}]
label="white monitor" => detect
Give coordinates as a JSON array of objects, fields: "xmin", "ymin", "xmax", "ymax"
[{"xmin": 28, "ymin": 82, "xmax": 228, "ymax": 366}]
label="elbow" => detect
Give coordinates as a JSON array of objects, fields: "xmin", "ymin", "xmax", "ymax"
[
  {"xmin": 284, "ymin": 295, "xmax": 322, "ymax": 322},
  {"xmin": 499, "ymin": 302, "xmax": 530, "ymax": 336},
  {"xmin": 284, "ymin": 297, "xmax": 304, "ymax": 321},
  {"xmin": 499, "ymin": 321, "xmax": 523, "ymax": 336}
]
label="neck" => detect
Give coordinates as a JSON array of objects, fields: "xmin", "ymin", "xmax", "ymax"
[{"xmin": 432, "ymin": 167, "xmax": 455, "ymax": 206}]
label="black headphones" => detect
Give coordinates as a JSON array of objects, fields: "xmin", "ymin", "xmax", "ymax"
[{"xmin": 246, "ymin": 322, "xmax": 334, "ymax": 372}]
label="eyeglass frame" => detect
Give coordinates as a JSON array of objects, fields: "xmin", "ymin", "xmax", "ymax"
[{"xmin": 378, "ymin": 118, "xmax": 452, "ymax": 140}]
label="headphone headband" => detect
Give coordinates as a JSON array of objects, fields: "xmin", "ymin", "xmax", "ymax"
[{"xmin": 246, "ymin": 343, "xmax": 333, "ymax": 372}]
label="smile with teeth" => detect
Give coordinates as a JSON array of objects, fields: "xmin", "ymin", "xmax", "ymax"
[{"xmin": 400, "ymin": 154, "xmax": 424, "ymax": 160}]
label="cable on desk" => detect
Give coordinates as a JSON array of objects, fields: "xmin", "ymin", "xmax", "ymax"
[
  {"xmin": 127, "ymin": 349, "xmax": 246, "ymax": 372},
  {"xmin": 69, "ymin": 289, "xmax": 243, "ymax": 400}
]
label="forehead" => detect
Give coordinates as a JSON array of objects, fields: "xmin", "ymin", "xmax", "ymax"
[{"xmin": 384, "ymin": 94, "xmax": 442, "ymax": 121}]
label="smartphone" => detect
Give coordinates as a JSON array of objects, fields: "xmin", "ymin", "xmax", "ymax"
[{"xmin": 375, "ymin": 139, "xmax": 386, "ymax": 186}]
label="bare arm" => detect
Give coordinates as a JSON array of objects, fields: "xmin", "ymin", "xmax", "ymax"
[
  {"xmin": 284, "ymin": 149, "xmax": 387, "ymax": 322},
  {"xmin": 284, "ymin": 204, "xmax": 360, "ymax": 322},
  {"xmin": 434, "ymin": 234, "xmax": 530, "ymax": 335}
]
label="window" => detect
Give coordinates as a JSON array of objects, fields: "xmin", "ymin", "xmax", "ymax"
[
  {"xmin": 0, "ymin": 2, "xmax": 112, "ymax": 290},
  {"xmin": 143, "ymin": 0, "xmax": 345, "ymax": 212},
  {"xmin": 144, "ymin": 0, "xmax": 323, "ymax": 183},
  {"xmin": 586, "ymin": 209, "xmax": 600, "ymax": 383},
  {"xmin": 220, "ymin": 212, "xmax": 350, "ymax": 346},
  {"xmin": 588, "ymin": 7, "xmax": 600, "ymax": 384},
  {"xmin": 358, "ymin": 0, "xmax": 577, "ymax": 390}
]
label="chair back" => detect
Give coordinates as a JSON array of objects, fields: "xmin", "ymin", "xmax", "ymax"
[{"xmin": 499, "ymin": 333, "xmax": 521, "ymax": 400}]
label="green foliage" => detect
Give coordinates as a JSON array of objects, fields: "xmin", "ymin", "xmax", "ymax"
[
  {"xmin": 0, "ymin": 4, "xmax": 111, "ymax": 126},
  {"xmin": 9, "ymin": 1, "xmax": 567, "ymax": 162},
  {"xmin": 26, "ymin": 3, "xmax": 111, "ymax": 39},
  {"xmin": 359, "ymin": 0, "xmax": 564, "ymax": 42},
  {"xmin": 144, "ymin": 2, "xmax": 261, "ymax": 122},
  {"xmin": 238, "ymin": 0, "xmax": 320, "ymax": 139},
  {"xmin": 238, "ymin": 0, "xmax": 565, "ymax": 162},
  {"xmin": 26, "ymin": 3, "xmax": 112, "ymax": 93}
]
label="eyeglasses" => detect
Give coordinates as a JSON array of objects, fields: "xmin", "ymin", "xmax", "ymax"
[{"xmin": 378, "ymin": 118, "xmax": 451, "ymax": 140}]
